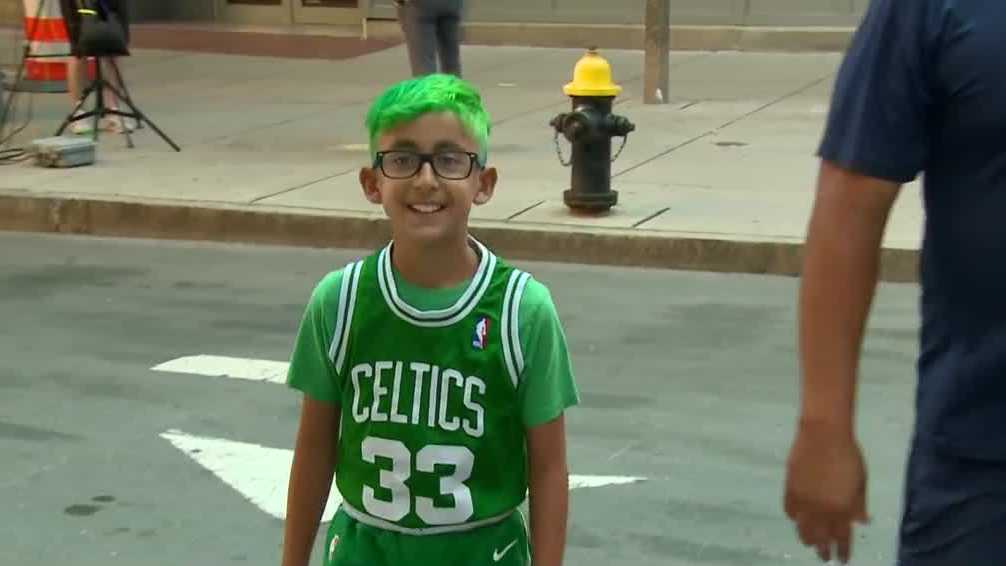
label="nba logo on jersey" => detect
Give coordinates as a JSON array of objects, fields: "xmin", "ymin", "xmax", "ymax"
[{"xmin": 472, "ymin": 317, "xmax": 489, "ymax": 350}]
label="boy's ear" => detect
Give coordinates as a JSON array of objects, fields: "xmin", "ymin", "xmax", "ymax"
[
  {"xmin": 360, "ymin": 167, "xmax": 383, "ymax": 205},
  {"xmin": 473, "ymin": 166, "xmax": 498, "ymax": 206}
]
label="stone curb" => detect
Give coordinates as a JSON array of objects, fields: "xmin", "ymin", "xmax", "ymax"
[{"xmin": 0, "ymin": 192, "xmax": 919, "ymax": 282}]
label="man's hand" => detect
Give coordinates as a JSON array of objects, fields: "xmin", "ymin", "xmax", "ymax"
[{"xmin": 784, "ymin": 421, "xmax": 869, "ymax": 564}]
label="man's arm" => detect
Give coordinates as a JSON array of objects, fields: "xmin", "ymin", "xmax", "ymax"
[
  {"xmin": 281, "ymin": 396, "xmax": 340, "ymax": 566},
  {"xmin": 527, "ymin": 415, "xmax": 569, "ymax": 566},
  {"xmin": 799, "ymin": 160, "xmax": 901, "ymax": 427},
  {"xmin": 784, "ymin": 159, "xmax": 901, "ymax": 563}
]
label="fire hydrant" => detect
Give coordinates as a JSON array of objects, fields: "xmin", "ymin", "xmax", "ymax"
[{"xmin": 550, "ymin": 48, "xmax": 635, "ymax": 212}]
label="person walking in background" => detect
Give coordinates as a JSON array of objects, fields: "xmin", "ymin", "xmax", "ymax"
[
  {"xmin": 393, "ymin": 0, "xmax": 463, "ymax": 77},
  {"xmin": 59, "ymin": 0, "xmax": 134, "ymax": 134}
]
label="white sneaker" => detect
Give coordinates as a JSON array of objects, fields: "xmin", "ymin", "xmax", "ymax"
[
  {"xmin": 70, "ymin": 111, "xmax": 94, "ymax": 135},
  {"xmin": 99, "ymin": 115, "xmax": 137, "ymax": 134}
]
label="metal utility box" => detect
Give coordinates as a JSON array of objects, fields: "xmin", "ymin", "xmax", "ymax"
[{"xmin": 31, "ymin": 136, "xmax": 97, "ymax": 168}]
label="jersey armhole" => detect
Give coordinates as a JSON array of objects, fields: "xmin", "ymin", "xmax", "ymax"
[
  {"xmin": 501, "ymin": 269, "xmax": 531, "ymax": 389},
  {"xmin": 328, "ymin": 260, "xmax": 364, "ymax": 377}
]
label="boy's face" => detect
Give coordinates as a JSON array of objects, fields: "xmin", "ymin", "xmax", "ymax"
[{"xmin": 360, "ymin": 112, "xmax": 497, "ymax": 246}]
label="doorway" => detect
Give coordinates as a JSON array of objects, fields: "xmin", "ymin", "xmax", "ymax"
[{"xmin": 214, "ymin": 0, "xmax": 361, "ymax": 26}]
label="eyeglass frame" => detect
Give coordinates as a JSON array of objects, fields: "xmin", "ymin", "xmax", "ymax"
[{"xmin": 373, "ymin": 150, "xmax": 484, "ymax": 180}]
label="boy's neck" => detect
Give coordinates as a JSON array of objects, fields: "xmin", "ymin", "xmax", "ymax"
[{"xmin": 391, "ymin": 235, "xmax": 480, "ymax": 289}]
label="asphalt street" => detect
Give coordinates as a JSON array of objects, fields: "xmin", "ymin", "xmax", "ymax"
[{"xmin": 0, "ymin": 232, "xmax": 921, "ymax": 566}]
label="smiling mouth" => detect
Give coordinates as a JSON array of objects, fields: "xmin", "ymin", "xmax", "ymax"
[{"xmin": 408, "ymin": 204, "xmax": 445, "ymax": 214}]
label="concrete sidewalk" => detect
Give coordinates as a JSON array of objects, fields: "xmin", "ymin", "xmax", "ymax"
[{"xmin": 0, "ymin": 40, "xmax": 923, "ymax": 281}]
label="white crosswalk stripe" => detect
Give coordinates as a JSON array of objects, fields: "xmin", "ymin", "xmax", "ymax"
[{"xmin": 152, "ymin": 355, "xmax": 289, "ymax": 384}]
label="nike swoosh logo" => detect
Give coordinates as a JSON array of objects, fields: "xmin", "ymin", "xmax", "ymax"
[{"xmin": 493, "ymin": 539, "xmax": 518, "ymax": 562}]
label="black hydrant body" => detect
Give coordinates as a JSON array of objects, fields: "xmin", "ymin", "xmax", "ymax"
[{"xmin": 551, "ymin": 49, "xmax": 635, "ymax": 212}]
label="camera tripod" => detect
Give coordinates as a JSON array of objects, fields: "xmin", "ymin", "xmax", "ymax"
[{"xmin": 54, "ymin": 56, "xmax": 180, "ymax": 152}]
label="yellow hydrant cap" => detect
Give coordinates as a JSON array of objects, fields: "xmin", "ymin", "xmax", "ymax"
[{"xmin": 563, "ymin": 48, "xmax": 622, "ymax": 97}]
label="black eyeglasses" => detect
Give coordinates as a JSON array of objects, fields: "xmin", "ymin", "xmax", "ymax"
[{"xmin": 374, "ymin": 150, "xmax": 481, "ymax": 180}]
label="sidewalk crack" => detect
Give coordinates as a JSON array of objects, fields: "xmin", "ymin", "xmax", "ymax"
[
  {"xmin": 248, "ymin": 167, "xmax": 356, "ymax": 204},
  {"xmin": 633, "ymin": 207, "xmax": 670, "ymax": 228},
  {"xmin": 715, "ymin": 73, "xmax": 833, "ymax": 131},
  {"xmin": 613, "ymin": 72, "xmax": 834, "ymax": 179},
  {"xmin": 507, "ymin": 200, "xmax": 546, "ymax": 221}
]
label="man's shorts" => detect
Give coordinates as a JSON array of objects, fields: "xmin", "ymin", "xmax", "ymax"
[
  {"xmin": 897, "ymin": 437, "xmax": 1006, "ymax": 565},
  {"xmin": 323, "ymin": 507, "xmax": 530, "ymax": 566},
  {"xmin": 59, "ymin": 0, "xmax": 130, "ymax": 56}
]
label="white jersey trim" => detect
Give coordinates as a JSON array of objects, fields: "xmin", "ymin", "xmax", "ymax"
[
  {"xmin": 328, "ymin": 260, "xmax": 363, "ymax": 376},
  {"xmin": 510, "ymin": 273, "xmax": 530, "ymax": 375},
  {"xmin": 377, "ymin": 238, "xmax": 497, "ymax": 328},
  {"xmin": 501, "ymin": 270, "xmax": 530, "ymax": 389},
  {"xmin": 340, "ymin": 502, "xmax": 514, "ymax": 535}
]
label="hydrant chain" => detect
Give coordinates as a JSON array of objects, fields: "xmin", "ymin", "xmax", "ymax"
[
  {"xmin": 611, "ymin": 135, "xmax": 629, "ymax": 163},
  {"xmin": 553, "ymin": 130, "xmax": 573, "ymax": 167},
  {"xmin": 554, "ymin": 129, "xmax": 627, "ymax": 166}
]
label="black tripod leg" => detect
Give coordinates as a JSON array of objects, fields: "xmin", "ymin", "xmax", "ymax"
[
  {"xmin": 1, "ymin": 45, "xmax": 29, "ymax": 136},
  {"xmin": 100, "ymin": 80, "xmax": 135, "ymax": 148},
  {"xmin": 102, "ymin": 63, "xmax": 134, "ymax": 148},
  {"xmin": 112, "ymin": 102, "xmax": 137, "ymax": 149},
  {"xmin": 107, "ymin": 60, "xmax": 142, "ymax": 131},
  {"xmin": 91, "ymin": 76, "xmax": 103, "ymax": 143},
  {"xmin": 55, "ymin": 82, "xmax": 99, "ymax": 136},
  {"xmin": 122, "ymin": 119, "xmax": 135, "ymax": 149},
  {"xmin": 104, "ymin": 83, "xmax": 181, "ymax": 152}
]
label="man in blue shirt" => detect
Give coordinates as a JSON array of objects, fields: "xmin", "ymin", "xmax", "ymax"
[{"xmin": 784, "ymin": 0, "xmax": 1006, "ymax": 564}]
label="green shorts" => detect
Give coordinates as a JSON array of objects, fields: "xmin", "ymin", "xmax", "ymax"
[{"xmin": 323, "ymin": 507, "xmax": 530, "ymax": 566}]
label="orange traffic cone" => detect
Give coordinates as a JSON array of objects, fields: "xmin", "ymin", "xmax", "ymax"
[{"xmin": 9, "ymin": 0, "xmax": 94, "ymax": 93}]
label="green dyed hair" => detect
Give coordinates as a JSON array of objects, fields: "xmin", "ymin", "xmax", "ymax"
[{"xmin": 365, "ymin": 74, "xmax": 491, "ymax": 165}]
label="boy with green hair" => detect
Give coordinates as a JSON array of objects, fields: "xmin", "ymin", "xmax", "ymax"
[{"xmin": 280, "ymin": 73, "xmax": 580, "ymax": 566}]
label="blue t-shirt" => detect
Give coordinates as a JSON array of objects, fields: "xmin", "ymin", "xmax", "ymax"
[{"xmin": 820, "ymin": 0, "xmax": 1006, "ymax": 460}]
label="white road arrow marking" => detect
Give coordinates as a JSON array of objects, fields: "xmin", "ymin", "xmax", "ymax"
[
  {"xmin": 161, "ymin": 430, "xmax": 342, "ymax": 521},
  {"xmin": 161, "ymin": 430, "xmax": 645, "ymax": 521},
  {"xmin": 153, "ymin": 355, "xmax": 289, "ymax": 385},
  {"xmin": 154, "ymin": 356, "xmax": 647, "ymax": 519},
  {"xmin": 568, "ymin": 475, "xmax": 645, "ymax": 489}
]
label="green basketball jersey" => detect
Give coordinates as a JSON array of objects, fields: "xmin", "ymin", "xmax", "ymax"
[{"xmin": 329, "ymin": 240, "xmax": 531, "ymax": 534}]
